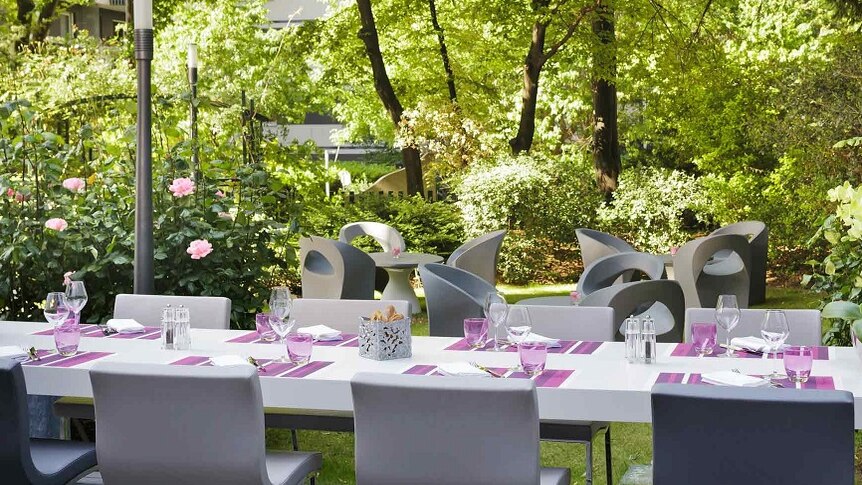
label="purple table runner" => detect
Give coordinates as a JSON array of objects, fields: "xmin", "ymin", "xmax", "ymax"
[
  {"xmin": 656, "ymin": 372, "xmax": 835, "ymax": 390},
  {"xmin": 21, "ymin": 349, "xmax": 113, "ymax": 368},
  {"xmin": 170, "ymin": 356, "xmax": 332, "ymax": 378},
  {"xmin": 445, "ymin": 338, "xmax": 603, "ymax": 355},
  {"xmin": 32, "ymin": 324, "xmax": 161, "ymax": 340},
  {"xmin": 225, "ymin": 332, "xmax": 360, "ymax": 348},
  {"xmin": 402, "ymin": 364, "xmax": 574, "ymax": 388},
  {"xmin": 670, "ymin": 343, "xmax": 829, "ymax": 360}
]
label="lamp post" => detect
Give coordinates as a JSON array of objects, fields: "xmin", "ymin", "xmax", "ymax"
[
  {"xmin": 133, "ymin": 0, "xmax": 154, "ymax": 294},
  {"xmin": 187, "ymin": 43, "xmax": 200, "ymax": 185}
]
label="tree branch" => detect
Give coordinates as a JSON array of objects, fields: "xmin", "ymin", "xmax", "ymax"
[{"xmin": 542, "ymin": 3, "xmax": 595, "ymax": 62}]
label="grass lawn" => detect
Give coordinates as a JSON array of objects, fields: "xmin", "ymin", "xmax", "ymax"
[{"xmin": 266, "ymin": 284, "xmax": 828, "ymax": 484}]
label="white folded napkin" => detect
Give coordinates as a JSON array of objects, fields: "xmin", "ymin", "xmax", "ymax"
[
  {"xmin": 524, "ymin": 332, "xmax": 561, "ymax": 348},
  {"xmin": 209, "ymin": 355, "xmax": 253, "ymax": 367},
  {"xmin": 0, "ymin": 346, "xmax": 28, "ymax": 361},
  {"xmin": 436, "ymin": 362, "xmax": 491, "ymax": 377},
  {"xmin": 701, "ymin": 371, "xmax": 769, "ymax": 387},
  {"xmin": 730, "ymin": 336, "xmax": 786, "ymax": 353},
  {"xmin": 106, "ymin": 318, "xmax": 146, "ymax": 334},
  {"xmin": 297, "ymin": 325, "xmax": 342, "ymax": 341}
]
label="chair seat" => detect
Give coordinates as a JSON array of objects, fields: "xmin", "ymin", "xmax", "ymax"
[
  {"xmin": 540, "ymin": 420, "xmax": 609, "ymax": 442},
  {"xmin": 30, "ymin": 438, "xmax": 97, "ymax": 485},
  {"xmin": 541, "ymin": 467, "xmax": 572, "ymax": 485},
  {"xmin": 703, "ymin": 252, "xmax": 745, "ymax": 276},
  {"xmin": 265, "ymin": 451, "xmax": 322, "ymax": 485}
]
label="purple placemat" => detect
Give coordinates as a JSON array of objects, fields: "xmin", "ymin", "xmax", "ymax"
[
  {"xmin": 670, "ymin": 343, "xmax": 829, "ymax": 360},
  {"xmin": 225, "ymin": 332, "xmax": 360, "ymax": 348},
  {"xmin": 402, "ymin": 364, "xmax": 574, "ymax": 388},
  {"xmin": 656, "ymin": 372, "xmax": 835, "ymax": 390},
  {"xmin": 444, "ymin": 338, "xmax": 603, "ymax": 355},
  {"xmin": 170, "ymin": 355, "xmax": 333, "ymax": 378},
  {"xmin": 33, "ymin": 324, "xmax": 161, "ymax": 340},
  {"xmin": 20, "ymin": 349, "xmax": 113, "ymax": 368}
]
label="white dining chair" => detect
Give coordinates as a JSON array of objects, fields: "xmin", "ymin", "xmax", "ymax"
[
  {"xmin": 113, "ymin": 294, "xmax": 231, "ymax": 329},
  {"xmin": 683, "ymin": 308, "xmax": 822, "ymax": 345},
  {"xmin": 290, "ymin": 299, "xmax": 409, "ymax": 333}
]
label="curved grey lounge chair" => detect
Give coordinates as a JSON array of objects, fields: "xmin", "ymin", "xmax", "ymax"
[
  {"xmin": 113, "ymin": 294, "xmax": 231, "ymax": 329},
  {"xmin": 580, "ymin": 279, "xmax": 686, "ymax": 342},
  {"xmin": 1, "ymin": 359, "xmax": 97, "ymax": 485},
  {"xmin": 90, "ymin": 362, "xmax": 321, "ymax": 485},
  {"xmin": 684, "ymin": 308, "xmax": 821, "ymax": 346},
  {"xmin": 339, "ymin": 221, "xmax": 406, "ymax": 292},
  {"xmin": 710, "ymin": 221, "xmax": 768, "ymax": 304},
  {"xmin": 673, "ymin": 234, "xmax": 752, "ymax": 309},
  {"xmin": 351, "ymin": 372, "xmax": 570, "ymax": 485},
  {"xmin": 418, "ymin": 263, "xmax": 496, "ymax": 337},
  {"xmin": 576, "ymin": 228, "xmax": 635, "ymax": 282},
  {"xmin": 652, "ymin": 384, "xmax": 854, "ymax": 485},
  {"xmin": 299, "ymin": 236, "xmax": 375, "ymax": 300},
  {"xmin": 579, "ymin": 251, "xmax": 665, "ymax": 297},
  {"xmin": 446, "ymin": 229, "xmax": 506, "ymax": 285}
]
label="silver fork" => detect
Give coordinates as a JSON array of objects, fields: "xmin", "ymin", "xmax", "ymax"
[{"xmin": 470, "ymin": 361, "xmax": 505, "ymax": 378}]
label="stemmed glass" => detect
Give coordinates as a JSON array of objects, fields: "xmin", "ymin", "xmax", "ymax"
[
  {"xmin": 505, "ymin": 306, "xmax": 533, "ymax": 348},
  {"xmin": 269, "ymin": 287, "xmax": 295, "ymax": 362},
  {"xmin": 64, "ymin": 281, "xmax": 88, "ymax": 324},
  {"xmin": 44, "ymin": 292, "xmax": 70, "ymax": 326},
  {"xmin": 761, "ymin": 310, "xmax": 790, "ymax": 380},
  {"xmin": 715, "ymin": 294, "xmax": 740, "ymax": 358},
  {"xmin": 483, "ymin": 292, "xmax": 509, "ymax": 351}
]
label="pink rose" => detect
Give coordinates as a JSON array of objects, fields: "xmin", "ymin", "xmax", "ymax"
[
  {"xmin": 14, "ymin": 192, "xmax": 28, "ymax": 202},
  {"xmin": 169, "ymin": 177, "xmax": 195, "ymax": 197},
  {"xmin": 63, "ymin": 271, "xmax": 74, "ymax": 286},
  {"xmin": 5, "ymin": 188, "xmax": 14, "ymax": 197},
  {"xmin": 670, "ymin": 246, "xmax": 679, "ymax": 256},
  {"xmin": 391, "ymin": 247, "xmax": 402, "ymax": 258},
  {"xmin": 215, "ymin": 190, "xmax": 225, "ymax": 198},
  {"xmin": 62, "ymin": 177, "xmax": 86, "ymax": 193},
  {"xmin": 186, "ymin": 239, "xmax": 213, "ymax": 260},
  {"xmin": 45, "ymin": 218, "xmax": 68, "ymax": 231}
]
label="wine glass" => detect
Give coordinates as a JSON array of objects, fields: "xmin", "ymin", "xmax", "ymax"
[
  {"xmin": 64, "ymin": 281, "xmax": 88, "ymax": 323},
  {"xmin": 271, "ymin": 317, "xmax": 297, "ymax": 362},
  {"xmin": 715, "ymin": 294, "xmax": 740, "ymax": 358},
  {"xmin": 44, "ymin": 292, "xmax": 70, "ymax": 326},
  {"xmin": 269, "ymin": 287, "xmax": 294, "ymax": 361},
  {"xmin": 761, "ymin": 310, "xmax": 790, "ymax": 380},
  {"xmin": 505, "ymin": 306, "xmax": 533, "ymax": 347},
  {"xmin": 483, "ymin": 292, "xmax": 509, "ymax": 351}
]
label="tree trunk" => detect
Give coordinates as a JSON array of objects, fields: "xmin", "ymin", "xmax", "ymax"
[
  {"xmin": 591, "ymin": 4, "xmax": 620, "ymax": 200},
  {"xmin": 428, "ymin": 0, "xmax": 457, "ymax": 102},
  {"xmin": 16, "ymin": 0, "xmax": 61, "ymax": 45},
  {"xmin": 510, "ymin": 20, "xmax": 547, "ymax": 154},
  {"xmin": 356, "ymin": 0, "xmax": 424, "ymax": 195}
]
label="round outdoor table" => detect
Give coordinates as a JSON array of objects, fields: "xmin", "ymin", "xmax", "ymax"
[
  {"xmin": 369, "ymin": 252, "xmax": 443, "ymax": 314},
  {"xmin": 516, "ymin": 296, "xmax": 572, "ymax": 306}
]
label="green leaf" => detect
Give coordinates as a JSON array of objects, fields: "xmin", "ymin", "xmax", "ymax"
[{"xmin": 822, "ymin": 301, "xmax": 862, "ymax": 320}]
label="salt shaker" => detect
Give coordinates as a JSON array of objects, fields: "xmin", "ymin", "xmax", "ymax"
[
  {"xmin": 174, "ymin": 305, "xmax": 191, "ymax": 351},
  {"xmin": 641, "ymin": 315, "xmax": 657, "ymax": 364},
  {"xmin": 624, "ymin": 317, "xmax": 641, "ymax": 363},
  {"xmin": 161, "ymin": 305, "xmax": 175, "ymax": 350}
]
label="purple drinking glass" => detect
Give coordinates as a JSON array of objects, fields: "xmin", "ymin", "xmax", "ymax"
[
  {"xmin": 255, "ymin": 313, "xmax": 277, "ymax": 342},
  {"xmin": 54, "ymin": 322, "xmax": 81, "ymax": 357},
  {"xmin": 463, "ymin": 318, "xmax": 489, "ymax": 349},
  {"xmin": 784, "ymin": 346, "xmax": 813, "ymax": 383},
  {"xmin": 691, "ymin": 322, "xmax": 717, "ymax": 356},
  {"xmin": 286, "ymin": 333, "xmax": 314, "ymax": 365},
  {"xmin": 518, "ymin": 341, "xmax": 548, "ymax": 376}
]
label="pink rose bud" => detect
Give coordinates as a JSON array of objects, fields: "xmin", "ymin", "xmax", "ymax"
[
  {"xmin": 5, "ymin": 188, "xmax": 14, "ymax": 197},
  {"xmin": 215, "ymin": 190, "xmax": 225, "ymax": 198},
  {"xmin": 670, "ymin": 246, "xmax": 679, "ymax": 256},
  {"xmin": 186, "ymin": 239, "xmax": 213, "ymax": 260},
  {"xmin": 63, "ymin": 271, "xmax": 74, "ymax": 286},
  {"xmin": 169, "ymin": 177, "xmax": 196, "ymax": 197},
  {"xmin": 45, "ymin": 218, "xmax": 68, "ymax": 231},
  {"xmin": 62, "ymin": 177, "xmax": 86, "ymax": 193},
  {"xmin": 391, "ymin": 247, "xmax": 402, "ymax": 257},
  {"xmin": 14, "ymin": 192, "xmax": 28, "ymax": 202}
]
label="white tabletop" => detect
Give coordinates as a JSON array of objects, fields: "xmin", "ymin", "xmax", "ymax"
[
  {"xmin": 4, "ymin": 321, "xmax": 862, "ymax": 427},
  {"xmin": 368, "ymin": 252, "xmax": 443, "ymax": 269}
]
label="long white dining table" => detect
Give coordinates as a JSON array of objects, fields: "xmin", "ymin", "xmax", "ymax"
[{"xmin": 4, "ymin": 320, "xmax": 862, "ymax": 428}]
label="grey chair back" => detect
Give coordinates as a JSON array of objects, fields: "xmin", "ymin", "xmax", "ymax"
[
  {"xmin": 299, "ymin": 236, "xmax": 375, "ymax": 300},
  {"xmin": 710, "ymin": 221, "xmax": 768, "ymax": 304},
  {"xmin": 338, "ymin": 221, "xmax": 405, "ymax": 252},
  {"xmin": 518, "ymin": 306, "xmax": 616, "ymax": 341},
  {"xmin": 581, "ymin": 279, "xmax": 685, "ymax": 342},
  {"xmin": 351, "ymin": 372, "xmax": 542, "ymax": 485},
  {"xmin": 446, "ymin": 230, "xmax": 506, "ymax": 285},
  {"xmin": 419, "ymin": 263, "xmax": 496, "ymax": 337},
  {"xmin": 651, "ymin": 384, "xmax": 854, "ymax": 485},
  {"xmin": 673, "ymin": 234, "xmax": 752, "ymax": 309},
  {"xmin": 90, "ymin": 362, "xmax": 271, "ymax": 485},
  {"xmin": 579, "ymin": 252, "xmax": 665, "ymax": 296},
  {"xmin": 1, "ymin": 358, "xmax": 40, "ymax": 484},
  {"xmin": 684, "ymin": 308, "xmax": 821, "ymax": 346},
  {"xmin": 114, "ymin": 294, "xmax": 231, "ymax": 329},
  {"xmin": 576, "ymin": 228, "xmax": 635, "ymax": 282},
  {"xmin": 291, "ymin": 299, "xmax": 410, "ymax": 333}
]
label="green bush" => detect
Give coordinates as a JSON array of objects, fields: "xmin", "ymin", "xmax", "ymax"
[{"xmin": 497, "ymin": 231, "xmax": 580, "ymax": 286}]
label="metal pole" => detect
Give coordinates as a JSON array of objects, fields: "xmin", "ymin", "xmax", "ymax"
[
  {"xmin": 187, "ymin": 43, "xmax": 200, "ymax": 185},
  {"xmin": 134, "ymin": 26, "xmax": 154, "ymax": 294},
  {"xmin": 324, "ymin": 150, "xmax": 330, "ymax": 197}
]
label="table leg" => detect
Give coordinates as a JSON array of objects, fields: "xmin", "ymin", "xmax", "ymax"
[{"xmin": 381, "ymin": 268, "xmax": 421, "ymax": 314}]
